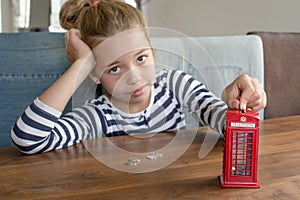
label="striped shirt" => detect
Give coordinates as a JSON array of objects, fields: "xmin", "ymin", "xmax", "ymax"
[{"xmin": 11, "ymin": 69, "xmax": 227, "ymax": 154}]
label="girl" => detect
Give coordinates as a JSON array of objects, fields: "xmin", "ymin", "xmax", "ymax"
[{"xmin": 11, "ymin": 0, "xmax": 266, "ymax": 154}]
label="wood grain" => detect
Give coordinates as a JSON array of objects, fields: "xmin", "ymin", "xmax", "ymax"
[{"xmin": 1, "ymin": 115, "xmax": 300, "ymax": 200}]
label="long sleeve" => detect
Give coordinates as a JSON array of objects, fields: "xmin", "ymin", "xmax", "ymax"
[
  {"xmin": 11, "ymin": 69, "xmax": 228, "ymax": 154},
  {"xmin": 11, "ymin": 98, "xmax": 100, "ymax": 154}
]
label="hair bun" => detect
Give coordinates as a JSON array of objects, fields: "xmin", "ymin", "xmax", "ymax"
[{"xmin": 59, "ymin": 0, "xmax": 91, "ymax": 30}]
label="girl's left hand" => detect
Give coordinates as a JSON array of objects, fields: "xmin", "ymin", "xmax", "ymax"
[{"xmin": 222, "ymin": 74, "xmax": 267, "ymax": 112}]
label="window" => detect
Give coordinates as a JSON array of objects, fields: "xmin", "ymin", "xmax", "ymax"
[
  {"xmin": 2, "ymin": 0, "xmax": 138, "ymax": 32},
  {"xmin": 18, "ymin": 0, "xmax": 31, "ymax": 31},
  {"xmin": 49, "ymin": 0, "xmax": 66, "ymax": 32},
  {"xmin": 49, "ymin": 0, "xmax": 137, "ymax": 32}
]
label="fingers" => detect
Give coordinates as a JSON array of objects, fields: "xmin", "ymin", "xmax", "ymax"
[
  {"xmin": 247, "ymin": 87, "xmax": 267, "ymax": 111},
  {"xmin": 239, "ymin": 75, "xmax": 260, "ymax": 111},
  {"xmin": 223, "ymin": 74, "xmax": 267, "ymax": 112},
  {"xmin": 242, "ymin": 78, "xmax": 267, "ymax": 111},
  {"xmin": 238, "ymin": 75, "xmax": 255, "ymax": 111},
  {"xmin": 64, "ymin": 29, "xmax": 91, "ymax": 62},
  {"xmin": 227, "ymin": 99, "xmax": 240, "ymax": 110},
  {"xmin": 222, "ymin": 74, "xmax": 252, "ymax": 111},
  {"xmin": 65, "ymin": 30, "xmax": 74, "ymax": 62}
]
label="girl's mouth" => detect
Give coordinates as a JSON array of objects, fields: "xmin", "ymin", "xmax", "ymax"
[{"xmin": 132, "ymin": 84, "xmax": 147, "ymax": 97}]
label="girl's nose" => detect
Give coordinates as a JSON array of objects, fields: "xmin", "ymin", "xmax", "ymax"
[{"xmin": 126, "ymin": 66, "xmax": 142, "ymax": 85}]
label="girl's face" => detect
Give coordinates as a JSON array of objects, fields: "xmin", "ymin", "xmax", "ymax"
[
  {"xmin": 91, "ymin": 29, "xmax": 155, "ymax": 113},
  {"xmin": 97, "ymin": 47, "xmax": 155, "ymax": 113}
]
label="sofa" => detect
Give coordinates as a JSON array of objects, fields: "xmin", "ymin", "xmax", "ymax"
[
  {"xmin": 248, "ymin": 32, "xmax": 300, "ymax": 119},
  {"xmin": 0, "ymin": 32, "xmax": 264, "ymax": 148},
  {"xmin": 0, "ymin": 32, "xmax": 71, "ymax": 147}
]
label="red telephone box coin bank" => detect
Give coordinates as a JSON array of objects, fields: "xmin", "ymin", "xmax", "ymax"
[{"xmin": 220, "ymin": 109, "xmax": 260, "ymax": 188}]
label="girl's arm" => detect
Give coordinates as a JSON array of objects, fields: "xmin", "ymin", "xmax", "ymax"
[
  {"xmin": 11, "ymin": 29, "xmax": 100, "ymax": 154},
  {"xmin": 39, "ymin": 29, "xmax": 95, "ymax": 112},
  {"xmin": 167, "ymin": 70, "xmax": 227, "ymax": 134},
  {"xmin": 170, "ymin": 70, "xmax": 266, "ymax": 134},
  {"xmin": 11, "ymin": 98, "xmax": 103, "ymax": 154}
]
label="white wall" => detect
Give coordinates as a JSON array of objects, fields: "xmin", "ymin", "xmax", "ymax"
[
  {"xmin": 2, "ymin": 0, "xmax": 300, "ymax": 35},
  {"xmin": 143, "ymin": 0, "xmax": 300, "ymax": 36}
]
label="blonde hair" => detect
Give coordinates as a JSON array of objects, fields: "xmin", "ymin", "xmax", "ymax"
[{"xmin": 59, "ymin": 0, "xmax": 147, "ymax": 47}]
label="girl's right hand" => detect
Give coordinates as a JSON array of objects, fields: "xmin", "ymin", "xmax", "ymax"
[
  {"xmin": 65, "ymin": 28, "xmax": 92, "ymax": 62},
  {"xmin": 39, "ymin": 29, "xmax": 96, "ymax": 112}
]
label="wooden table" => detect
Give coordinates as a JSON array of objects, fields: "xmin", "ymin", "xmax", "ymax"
[{"xmin": 1, "ymin": 115, "xmax": 300, "ymax": 200}]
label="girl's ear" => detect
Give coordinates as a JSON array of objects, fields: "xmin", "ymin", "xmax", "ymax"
[{"xmin": 89, "ymin": 74, "xmax": 101, "ymax": 84}]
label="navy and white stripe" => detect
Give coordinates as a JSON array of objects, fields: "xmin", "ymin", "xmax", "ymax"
[{"xmin": 11, "ymin": 69, "xmax": 227, "ymax": 154}]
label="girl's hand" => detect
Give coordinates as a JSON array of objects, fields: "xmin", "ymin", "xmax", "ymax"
[
  {"xmin": 65, "ymin": 28, "xmax": 92, "ymax": 62},
  {"xmin": 222, "ymin": 74, "xmax": 267, "ymax": 112},
  {"xmin": 39, "ymin": 29, "xmax": 96, "ymax": 112}
]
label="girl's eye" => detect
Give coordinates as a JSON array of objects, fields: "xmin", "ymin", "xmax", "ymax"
[
  {"xmin": 108, "ymin": 66, "xmax": 121, "ymax": 74},
  {"xmin": 137, "ymin": 55, "xmax": 147, "ymax": 64}
]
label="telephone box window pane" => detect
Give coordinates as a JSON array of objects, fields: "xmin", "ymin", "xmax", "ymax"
[{"xmin": 231, "ymin": 132, "xmax": 253, "ymax": 176}]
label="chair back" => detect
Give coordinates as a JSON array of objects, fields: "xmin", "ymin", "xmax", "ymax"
[
  {"xmin": 0, "ymin": 32, "xmax": 70, "ymax": 147},
  {"xmin": 248, "ymin": 32, "xmax": 300, "ymax": 119}
]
